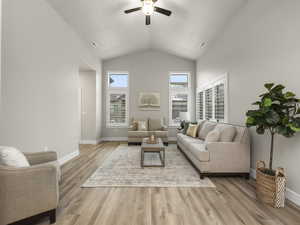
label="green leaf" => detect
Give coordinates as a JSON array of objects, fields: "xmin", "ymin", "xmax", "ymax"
[
  {"xmin": 277, "ymin": 126, "xmax": 295, "ymax": 137},
  {"xmin": 264, "ymin": 83, "xmax": 274, "ymax": 90},
  {"xmin": 282, "ymin": 116, "xmax": 289, "ymax": 125},
  {"xmin": 265, "ymin": 111, "xmax": 280, "ymax": 124},
  {"xmin": 246, "ymin": 117, "xmax": 255, "ymax": 125},
  {"xmin": 246, "ymin": 110, "xmax": 263, "ymax": 117},
  {"xmin": 252, "ymin": 101, "xmax": 261, "ymax": 106},
  {"xmin": 271, "ymin": 84, "xmax": 285, "ymax": 93},
  {"xmin": 256, "ymin": 126, "xmax": 265, "ymax": 134},
  {"xmin": 289, "ymin": 125, "xmax": 300, "ymax": 132},
  {"xmin": 284, "ymin": 92, "xmax": 296, "ymax": 99},
  {"xmin": 263, "ymin": 98, "xmax": 272, "ymax": 107}
]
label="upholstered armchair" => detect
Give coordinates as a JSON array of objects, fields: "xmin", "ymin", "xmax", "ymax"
[{"xmin": 0, "ymin": 151, "xmax": 60, "ymax": 225}]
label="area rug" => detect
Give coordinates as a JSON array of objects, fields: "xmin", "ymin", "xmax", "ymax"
[{"xmin": 82, "ymin": 144, "xmax": 215, "ymax": 188}]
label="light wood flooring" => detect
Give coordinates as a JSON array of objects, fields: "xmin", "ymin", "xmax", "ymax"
[{"xmin": 36, "ymin": 142, "xmax": 300, "ymax": 225}]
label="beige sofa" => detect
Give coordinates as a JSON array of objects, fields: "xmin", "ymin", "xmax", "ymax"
[
  {"xmin": 0, "ymin": 151, "xmax": 60, "ymax": 225},
  {"xmin": 128, "ymin": 118, "xmax": 168, "ymax": 145},
  {"xmin": 177, "ymin": 120, "xmax": 250, "ymax": 179}
]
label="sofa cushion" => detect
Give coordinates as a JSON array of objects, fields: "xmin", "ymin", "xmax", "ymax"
[
  {"xmin": 197, "ymin": 120, "xmax": 206, "ymax": 137},
  {"xmin": 177, "ymin": 133, "xmax": 204, "ymax": 147},
  {"xmin": 216, "ymin": 124, "xmax": 237, "ymax": 142},
  {"xmin": 0, "ymin": 146, "xmax": 30, "ymax": 167},
  {"xmin": 137, "ymin": 120, "xmax": 148, "ymax": 131},
  {"xmin": 149, "ymin": 118, "xmax": 162, "ymax": 131},
  {"xmin": 186, "ymin": 124, "xmax": 198, "ymax": 137},
  {"xmin": 154, "ymin": 131, "xmax": 168, "ymax": 138},
  {"xmin": 205, "ymin": 129, "xmax": 220, "ymax": 143},
  {"xmin": 198, "ymin": 121, "xmax": 217, "ymax": 140},
  {"xmin": 128, "ymin": 131, "xmax": 149, "ymax": 137},
  {"xmin": 186, "ymin": 142, "xmax": 210, "ymax": 162}
]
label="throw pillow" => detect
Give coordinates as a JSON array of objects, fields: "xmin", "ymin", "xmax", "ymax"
[
  {"xmin": 219, "ymin": 126, "xmax": 237, "ymax": 142},
  {"xmin": 131, "ymin": 120, "xmax": 138, "ymax": 130},
  {"xmin": 138, "ymin": 121, "xmax": 148, "ymax": 131},
  {"xmin": 0, "ymin": 146, "xmax": 30, "ymax": 167},
  {"xmin": 198, "ymin": 121, "xmax": 217, "ymax": 140},
  {"xmin": 149, "ymin": 118, "xmax": 162, "ymax": 131},
  {"xmin": 186, "ymin": 124, "xmax": 199, "ymax": 138},
  {"xmin": 205, "ymin": 129, "xmax": 220, "ymax": 143},
  {"xmin": 182, "ymin": 122, "xmax": 190, "ymax": 134},
  {"xmin": 197, "ymin": 120, "xmax": 206, "ymax": 138}
]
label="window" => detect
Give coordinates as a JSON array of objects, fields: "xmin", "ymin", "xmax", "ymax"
[
  {"xmin": 169, "ymin": 73, "xmax": 190, "ymax": 126},
  {"xmin": 196, "ymin": 91, "xmax": 204, "ymax": 120},
  {"xmin": 106, "ymin": 72, "xmax": 129, "ymax": 127},
  {"xmin": 205, "ymin": 88, "xmax": 213, "ymax": 120},
  {"xmin": 196, "ymin": 74, "xmax": 228, "ymax": 122},
  {"xmin": 109, "ymin": 74, "xmax": 128, "ymax": 88},
  {"xmin": 215, "ymin": 83, "xmax": 225, "ymax": 121},
  {"xmin": 170, "ymin": 74, "xmax": 188, "ymax": 88}
]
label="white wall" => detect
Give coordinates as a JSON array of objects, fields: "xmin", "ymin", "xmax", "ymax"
[
  {"xmin": 196, "ymin": 0, "xmax": 300, "ymax": 195},
  {"xmin": 0, "ymin": 0, "xmax": 101, "ymax": 159},
  {"xmin": 79, "ymin": 70, "xmax": 102, "ymax": 143},
  {"xmin": 0, "ymin": 0, "xmax": 2, "ymax": 115},
  {"xmin": 102, "ymin": 50, "xmax": 196, "ymax": 139}
]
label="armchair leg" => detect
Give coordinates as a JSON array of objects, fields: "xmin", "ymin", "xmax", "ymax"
[{"xmin": 49, "ymin": 209, "xmax": 56, "ymax": 224}]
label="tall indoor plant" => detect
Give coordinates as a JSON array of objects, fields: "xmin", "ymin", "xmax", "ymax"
[{"xmin": 246, "ymin": 83, "xmax": 300, "ymax": 207}]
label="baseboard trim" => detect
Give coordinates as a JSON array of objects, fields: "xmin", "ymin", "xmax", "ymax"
[
  {"xmin": 100, "ymin": 137, "xmax": 177, "ymax": 142},
  {"xmin": 100, "ymin": 137, "xmax": 128, "ymax": 142},
  {"xmin": 58, "ymin": 150, "xmax": 80, "ymax": 165},
  {"xmin": 250, "ymin": 168, "xmax": 300, "ymax": 206},
  {"xmin": 79, "ymin": 140, "xmax": 99, "ymax": 145}
]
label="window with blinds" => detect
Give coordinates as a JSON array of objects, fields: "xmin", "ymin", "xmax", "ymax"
[
  {"xmin": 196, "ymin": 91, "xmax": 204, "ymax": 120},
  {"xmin": 215, "ymin": 83, "xmax": 225, "ymax": 121},
  {"xmin": 169, "ymin": 73, "xmax": 190, "ymax": 126},
  {"xmin": 205, "ymin": 88, "xmax": 213, "ymax": 120},
  {"xmin": 107, "ymin": 72, "xmax": 129, "ymax": 127},
  {"xmin": 197, "ymin": 75, "xmax": 227, "ymax": 122},
  {"xmin": 109, "ymin": 94, "xmax": 126, "ymax": 124},
  {"xmin": 171, "ymin": 94, "xmax": 188, "ymax": 123}
]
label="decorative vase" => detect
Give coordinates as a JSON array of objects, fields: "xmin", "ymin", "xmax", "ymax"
[{"xmin": 256, "ymin": 161, "xmax": 286, "ymax": 208}]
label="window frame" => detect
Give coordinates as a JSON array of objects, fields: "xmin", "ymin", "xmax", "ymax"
[
  {"xmin": 106, "ymin": 71, "xmax": 129, "ymax": 128},
  {"xmin": 196, "ymin": 74, "xmax": 228, "ymax": 123},
  {"xmin": 168, "ymin": 72, "xmax": 191, "ymax": 127}
]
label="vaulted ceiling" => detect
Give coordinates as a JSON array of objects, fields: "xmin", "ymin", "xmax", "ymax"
[{"xmin": 46, "ymin": 0, "xmax": 246, "ymax": 60}]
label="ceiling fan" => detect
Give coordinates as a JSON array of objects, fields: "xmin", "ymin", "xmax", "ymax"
[{"xmin": 124, "ymin": 0, "xmax": 172, "ymax": 25}]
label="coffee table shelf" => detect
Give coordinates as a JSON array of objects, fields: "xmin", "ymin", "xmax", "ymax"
[{"xmin": 141, "ymin": 138, "xmax": 165, "ymax": 168}]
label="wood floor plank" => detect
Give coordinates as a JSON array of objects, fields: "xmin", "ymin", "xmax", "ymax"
[{"xmin": 34, "ymin": 142, "xmax": 300, "ymax": 225}]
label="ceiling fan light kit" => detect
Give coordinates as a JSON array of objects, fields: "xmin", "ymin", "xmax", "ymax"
[
  {"xmin": 124, "ymin": 0, "xmax": 172, "ymax": 25},
  {"xmin": 142, "ymin": 0, "xmax": 154, "ymax": 15}
]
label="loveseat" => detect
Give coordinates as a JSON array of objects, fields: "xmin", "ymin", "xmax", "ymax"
[
  {"xmin": 177, "ymin": 120, "xmax": 250, "ymax": 179},
  {"xmin": 128, "ymin": 117, "xmax": 168, "ymax": 145}
]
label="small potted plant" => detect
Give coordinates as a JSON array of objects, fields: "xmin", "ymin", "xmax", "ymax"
[{"xmin": 246, "ymin": 83, "xmax": 300, "ymax": 208}]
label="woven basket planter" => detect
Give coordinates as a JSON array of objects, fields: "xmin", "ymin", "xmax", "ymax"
[{"xmin": 256, "ymin": 161, "xmax": 286, "ymax": 208}]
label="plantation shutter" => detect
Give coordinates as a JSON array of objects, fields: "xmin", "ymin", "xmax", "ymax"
[
  {"xmin": 196, "ymin": 91, "xmax": 204, "ymax": 120},
  {"xmin": 205, "ymin": 88, "xmax": 213, "ymax": 120},
  {"xmin": 171, "ymin": 93, "xmax": 188, "ymax": 122},
  {"xmin": 214, "ymin": 83, "xmax": 225, "ymax": 121},
  {"xmin": 109, "ymin": 93, "xmax": 126, "ymax": 124}
]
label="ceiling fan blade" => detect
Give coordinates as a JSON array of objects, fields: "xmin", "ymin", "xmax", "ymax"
[
  {"xmin": 146, "ymin": 15, "xmax": 151, "ymax": 25},
  {"xmin": 154, "ymin": 6, "xmax": 172, "ymax": 16},
  {"xmin": 124, "ymin": 7, "xmax": 142, "ymax": 14}
]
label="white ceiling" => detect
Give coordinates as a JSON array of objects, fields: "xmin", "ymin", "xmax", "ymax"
[{"xmin": 46, "ymin": 0, "xmax": 246, "ymax": 60}]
